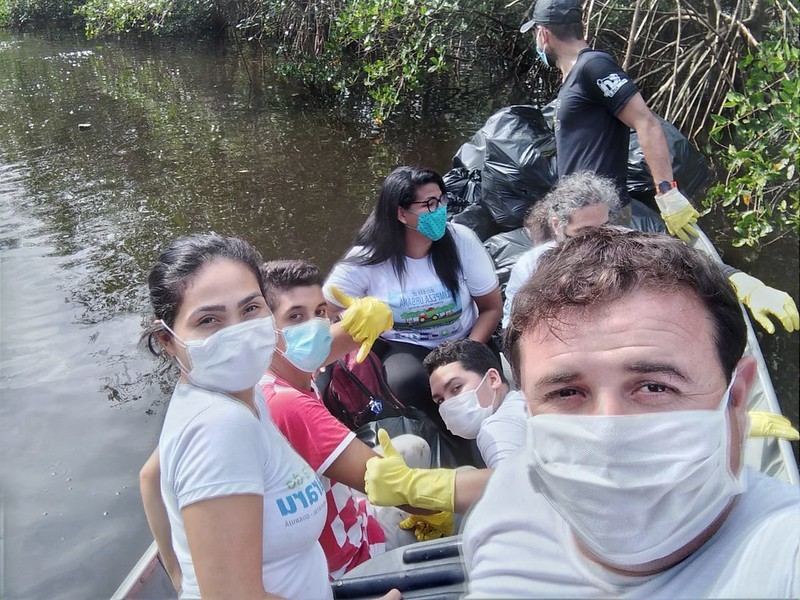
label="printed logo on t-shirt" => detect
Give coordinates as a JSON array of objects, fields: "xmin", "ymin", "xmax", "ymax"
[
  {"xmin": 596, "ymin": 73, "xmax": 628, "ymax": 98},
  {"xmin": 389, "ymin": 284, "xmax": 462, "ymax": 342},
  {"xmin": 276, "ymin": 464, "xmax": 326, "ymax": 524}
]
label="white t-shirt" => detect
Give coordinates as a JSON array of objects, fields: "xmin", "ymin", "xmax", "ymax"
[
  {"xmin": 502, "ymin": 241, "xmax": 557, "ymax": 328},
  {"xmin": 324, "ymin": 223, "xmax": 498, "ymax": 348},
  {"xmin": 464, "ymin": 451, "xmax": 800, "ymax": 598},
  {"xmin": 476, "ymin": 390, "xmax": 527, "ymax": 468},
  {"xmin": 159, "ymin": 383, "xmax": 331, "ymax": 599}
]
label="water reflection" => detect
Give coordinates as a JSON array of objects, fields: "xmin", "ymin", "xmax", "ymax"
[{"xmin": 0, "ymin": 30, "xmax": 797, "ymax": 599}]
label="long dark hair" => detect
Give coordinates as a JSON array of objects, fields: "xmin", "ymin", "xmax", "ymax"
[{"xmin": 349, "ymin": 166, "xmax": 462, "ymax": 300}]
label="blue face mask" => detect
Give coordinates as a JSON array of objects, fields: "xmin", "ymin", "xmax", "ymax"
[
  {"xmin": 415, "ymin": 204, "xmax": 448, "ymax": 241},
  {"xmin": 279, "ymin": 318, "xmax": 333, "ymax": 372},
  {"xmin": 536, "ymin": 44, "xmax": 552, "ymax": 68},
  {"xmin": 536, "ymin": 30, "xmax": 552, "ymax": 68}
]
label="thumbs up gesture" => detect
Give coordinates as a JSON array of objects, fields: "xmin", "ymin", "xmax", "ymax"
[{"xmin": 364, "ymin": 430, "xmax": 456, "ymax": 513}]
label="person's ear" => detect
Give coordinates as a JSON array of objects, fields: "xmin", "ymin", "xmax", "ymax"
[
  {"xmin": 275, "ymin": 329, "xmax": 287, "ymax": 353},
  {"xmin": 730, "ymin": 355, "xmax": 757, "ymax": 412},
  {"xmin": 397, "ymin": 206, "xmax": 408, "ymax": 225},
  {"xmin": 538, "ymin": 26, "xmax": 549, "ymax": 46},
  {"xmin": 728, "ymin": 354, "xmax": 757, "ymax": 474},
  {"xmin": 487, "ymin": 367, "xmax": 503, "ymax": 391},
  {"xmin": 154, "ymin": 326, "xmax": 177, "ymax": 357},
  {"xmin": 550, "ymin": 216, "xmax": 561, "ymax": 236}
]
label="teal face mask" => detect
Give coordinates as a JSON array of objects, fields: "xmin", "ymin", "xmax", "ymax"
[
  {"xmin": 279, "ymin": 318, "xmax": 333, "ymax": 372},
  {"xmin": 536, "ymin": 43, "xmax": 552, "ymax": 68},
  {"xmin": 416, "ymin": 204, "xmax": 448, "ymax": 241}
]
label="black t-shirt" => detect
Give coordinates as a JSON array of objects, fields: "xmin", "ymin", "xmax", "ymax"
[{"xmin": 554, "ymin": 48, "xmax": 639, "ymax": 194}]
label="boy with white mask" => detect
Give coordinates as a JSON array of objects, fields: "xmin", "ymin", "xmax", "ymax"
[
  {"xmin": 463, "ymin": 227, "xmax": 800, "ymax": 598},
  {"xmin": 423, "ymin": 339, "xmax": 527, "ymax": 468},
  {"xmin": 363, "ymin": 341, "xmax": 524, "ymax": 519}
]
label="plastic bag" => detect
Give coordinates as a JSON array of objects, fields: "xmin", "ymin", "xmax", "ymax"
[
  {"xmin": 450, "ymin": 204, "xmax": 500, "ymax": 242},
  {"xmin": 483, "ymin": 228, "xmax": 534, "ymax": 291},
  {"xmin": 443, "ymin": 167, "xmax": 482, "ymax": 215},
  {"xmin": 454, "ymin": 106, "xmax": 557, "ymax": 230},
  {"xmin": 627, "ymin": 116, "xmax": 709, "ymax": 201},
  {"xmin": 629, "ymin": 198, "xmax": 666, "ymax": 233},
  {"xmin": 356, "ymin": 416, "xmax": 464, "ymax": 469}
]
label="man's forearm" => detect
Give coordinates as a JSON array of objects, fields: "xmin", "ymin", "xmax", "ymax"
[
  {"xmin": 636, "ymin": 114, "xmax": 673, "ymax": 188},
  {"xmin": 454, "ymin": 468, "xmax": 493, "ymax": 513}
]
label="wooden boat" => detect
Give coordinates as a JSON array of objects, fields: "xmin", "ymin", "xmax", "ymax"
[{"xmin": 111, "ymin": 227, "xmax": 798, "ymax": 600}]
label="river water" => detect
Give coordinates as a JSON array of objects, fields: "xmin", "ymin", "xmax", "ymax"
[{"xmin": 0, "ymin": 31, "xmax": 797, "ymax": 599}]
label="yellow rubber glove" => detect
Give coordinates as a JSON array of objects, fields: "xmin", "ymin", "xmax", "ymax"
[
  {"xmin": 729, "ymin": 272, "xmax": 800, "ymax": 334},
  {"xmin": 365, "ymin": 429, "xmax": 456, "ymax": 513},
  {"xmin": 399, "ymin": 512, "xmax": 455, "ymax": 542},
  {"xmin": 654, "ymin": 188, "xmax": 700, "ymax": 243},
  {"xmin": 748, "ymin": 411, "xmax": 800, "ymax": 441},
  {"xmin": 330, "ymin": 286, "xmax": 393, "ymax": 362}
]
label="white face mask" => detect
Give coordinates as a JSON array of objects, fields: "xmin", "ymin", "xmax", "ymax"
[
  {"xmin": 526, "ymin": 374, "xmax": 744, "ymax": 568},
  {"xmin": 438, "ymin": 372, "xmax": 497, "ymax": 439},
  {"xmin": 160, "ymin": 317, "xmax": 277, "ymax": 394}
]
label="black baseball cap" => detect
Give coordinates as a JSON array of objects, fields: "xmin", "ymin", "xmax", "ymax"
[{"xmin": 520, "ymin": 0, "xmax": 582, "ymax": 33}]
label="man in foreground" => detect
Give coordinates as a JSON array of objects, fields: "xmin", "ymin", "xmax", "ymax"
[{"xmin": 464, "ymin": 228, "xmax": 799, "ymax": 597}]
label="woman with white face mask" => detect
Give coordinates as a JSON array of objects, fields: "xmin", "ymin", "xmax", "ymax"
[{"xmin": 141, "ymin": 234, "xmax": 334, "ymax": 600}]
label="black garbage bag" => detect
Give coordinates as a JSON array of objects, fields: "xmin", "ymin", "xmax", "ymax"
[
  {"xmin": 450, "ymin": 204, "xmax": 501, "ymax": 242},
  {"xmin": 627, "ymin": 116, "xmax": 709, "ymax": 202},
  {"xmin": 542, "ymin": 100, "xmax": 707, "ymax": 206},
  {"xmin": 541, "ymin": 99, "xmax": 556, "ymax": 132},
  {"xmin": 443, "ymin": 167, "xmax": 482, "ymax": 215},
  {"xmin": 453, "ymin": 106, "xmax": 557, "ymax": 230},
  {"xmin": 483, "ymin": 228, "xmax": 534, "ymax": 292},
  {"xmin": 628, "ymin": 198, "xmax": 666, "ymax": 233}
]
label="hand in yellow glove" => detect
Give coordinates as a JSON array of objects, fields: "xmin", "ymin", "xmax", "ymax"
[
  {"xmin": 654, "ymin": 188, "xmax": 700, "ymax": 243},
  {"xmin": 330, "ymin": 286, "xmax": 393, "ymax": 362},
  {"xmin": 364, "ymin": 429, "xmax": 456, "ymax": 513},
  {"xmin": 729, "ymin": 272, "xmax": 800, "ymax": 334},
  {"xmin": 748, "ymin": 411, "xmax": 800, "ymax": 441},
  {"xmin": 399, "ymin": 512, "xmax": 455, "ymax": 542}
]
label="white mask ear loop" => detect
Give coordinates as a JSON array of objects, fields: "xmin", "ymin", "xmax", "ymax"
[
  {"xmin": 722, "ymin": 369, "xmax": 743, "ymax": 480},
  {"xmin": 156, "ymin": 319, "xmax": 192, "ymax": 373},
  {"xmin": 479, "ymin": 371, "xmax": 499, "ymax": 409},
  {"xmin": 721, "ymin": 369, "xmax": 738, "ymax": 409}
]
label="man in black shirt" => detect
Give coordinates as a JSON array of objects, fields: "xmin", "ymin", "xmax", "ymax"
[{"xmin": 520, "ymin": 0, "xmax": 701, "ymax": 242}]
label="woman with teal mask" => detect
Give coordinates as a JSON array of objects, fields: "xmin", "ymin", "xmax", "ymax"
[{"xmin": 324, "ymin": 166, "xmax": 503, "ymax": 451}]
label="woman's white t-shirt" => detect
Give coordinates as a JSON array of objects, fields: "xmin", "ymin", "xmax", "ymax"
[
  {"xmin": 324, "ymin": 223, "xmax": 499, "ymax": 349},
  {"xmin": 159, "ymin": 383, "xmax": 331, "ymax": 599}
]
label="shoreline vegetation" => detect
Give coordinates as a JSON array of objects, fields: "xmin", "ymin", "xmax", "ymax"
[{"xmin": 1, "ymin": 0, "xmax": 797, "ymax": 247}]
